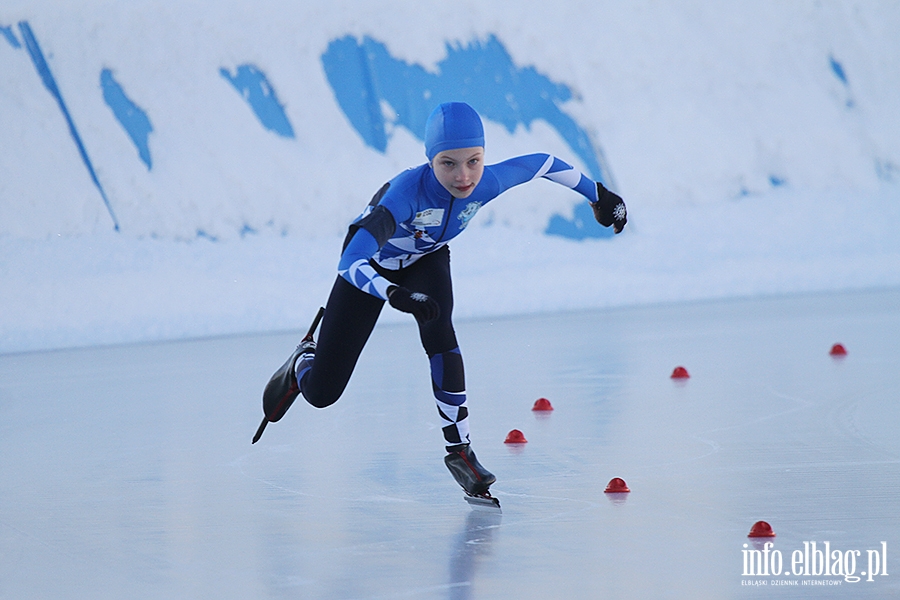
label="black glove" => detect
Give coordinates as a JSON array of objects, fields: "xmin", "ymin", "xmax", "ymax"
[
  {"xmin": 591, "ymin": 182, "xmax": 627, "ymax": 234},
  {"xmin": 388, "ymin": 286, "xmax": 440, "ymax": 323}
]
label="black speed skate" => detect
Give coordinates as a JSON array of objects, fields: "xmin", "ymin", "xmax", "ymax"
[
  {"xmin": 445, "ymin": 444, "xmax": 500, "ymax": 510},
  {"xmin": 252, "ymin": 307, "xmax": 324, "ymax": 444},
  {"xmin": 262, "ymin": 339, "xmax": 315, "ymax": 422}
]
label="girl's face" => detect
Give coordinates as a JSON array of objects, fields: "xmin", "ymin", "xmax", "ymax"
[{"xmin": 431, "ymin": 147, "xmax": 485, "ymax": 198}]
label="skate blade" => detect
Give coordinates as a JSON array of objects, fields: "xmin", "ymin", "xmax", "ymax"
[{"xmin": 464, "ymin": 493, "xmax": 501, "ymax": 512}]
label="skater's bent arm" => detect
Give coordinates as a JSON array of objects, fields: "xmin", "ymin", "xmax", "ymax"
[{"xmin": 338, "ymin": 227, "xmax": 394, "ymax": 300}]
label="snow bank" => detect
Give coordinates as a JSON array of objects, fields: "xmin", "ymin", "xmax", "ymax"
[{"xmin": 1, "ymin": 1, "xmax": 899, "ymax": 353}]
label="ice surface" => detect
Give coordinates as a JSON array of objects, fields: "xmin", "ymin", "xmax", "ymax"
[{"xmin": 2, "ymin": 287, "xmax": 898, "ymax": 598}]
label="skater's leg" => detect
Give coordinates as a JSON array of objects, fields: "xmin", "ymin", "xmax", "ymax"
[
  {"xmin": 429, "ymin": 348, "xmax": 470, "ymax": 448},
  {"xmin": 300, "ymin": 276, "xmax": 384, "ymax": 408},
  {"xmin": 387, "ymin": 246, "xmax": 496, "ymax": 495},
  {"xmin": 402, "ymin": 246, "xmax": 458, "ymax": 355},
  {"xmin": 398, "ymin": 247, "xmax": 478, "ymax": 451}
]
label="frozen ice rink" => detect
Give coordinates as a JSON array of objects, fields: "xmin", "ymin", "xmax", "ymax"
[{"xmin": 2, "ymin": 287, "xmax": 899, "ymax": 599}]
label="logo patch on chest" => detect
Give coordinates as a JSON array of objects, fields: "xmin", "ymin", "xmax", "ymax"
[
  {"xmin": 457, "ymin": 201, "xmax": 482, "ymax": 229},
  {"xmin": 411, "ymin": 208, "xmax": 444, "ymax": 228}
]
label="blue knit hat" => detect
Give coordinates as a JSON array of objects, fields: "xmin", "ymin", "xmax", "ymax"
[{"xmin": 424, "ymin": 102, "xmax": 484, "ymax": 161}]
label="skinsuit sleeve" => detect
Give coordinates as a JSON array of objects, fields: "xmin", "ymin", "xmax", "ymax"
[
  {"xmin": 485, "ymin": 153, "xmax": 599, "ymax": 202},
  {"xmin": 337, "ymin": 179, "xmax": 412, "ymax": 301}
]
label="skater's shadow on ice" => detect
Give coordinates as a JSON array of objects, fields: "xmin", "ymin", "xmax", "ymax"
[{"xmin": 447, "ymin": 509, "xmax": 502, "ymax": 599}]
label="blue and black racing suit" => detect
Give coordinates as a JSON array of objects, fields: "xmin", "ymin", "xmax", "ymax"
[{"xmin": 298, "ymin": 154, "xmax": 601, "ymax": 449}]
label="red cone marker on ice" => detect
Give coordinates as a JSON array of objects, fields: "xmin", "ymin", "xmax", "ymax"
[
  {"xmin": 504, "ymin": 429, "xmax": 527, "ymax": 444},
  {"xmin": 748, "ymin": 521, "xmax": 776, "ymax": 537},
  {"xmin": 671, "ymin": 366, "xmax": 690, "ymax": 379},
  {"xmin": 830, "ymin": 343, "xmax": 847, "ymax": 356},
  {"xmin": 604, "ymin": 477, "xmax": 630, "ymax": 493},
  {"xmin": 532, "ymin": 398, "xmax": 553, "ymax": 411}
]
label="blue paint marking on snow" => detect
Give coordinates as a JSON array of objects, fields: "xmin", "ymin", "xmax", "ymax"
[
  {"xmin": 829, "ymin": 55, "xmax": 848, "ymax": 86},
  {"xmin": 545, "ymin": 203, "xmax": 603, "ymax": 240},
  {"xmin": 828, "ymin": 55, "xmax": 855, "ymax": 108},
  {"xmin": 321, "ymin": 34, "xmax": 614, "ymax": 240},
  {"xmin": 1, "ymin": 24, "xmax": 21, "ymax": 48},
  {"xmin": 17, "ymin": 20, "xmax": 119, "ymax": 231},
  {"xmin": 101, "ymin": 69, "xmax": 154, "ymax": 170},
  {"xmin": 220, "ymin": 64, "xmax": 295, "ymax": 138}
]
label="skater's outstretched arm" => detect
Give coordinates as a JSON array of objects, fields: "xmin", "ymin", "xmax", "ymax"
[{"xmin": 486, "ymin": 153, "xmax": 627, "ymax": 233}]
